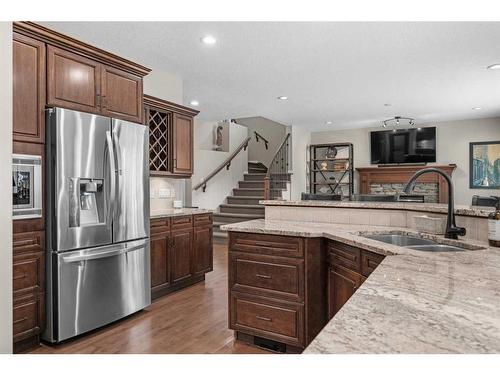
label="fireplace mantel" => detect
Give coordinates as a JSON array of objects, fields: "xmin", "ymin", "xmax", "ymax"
[{"xmin": 356, "ymin": 164, "xmax": 457, "ymax": 203}]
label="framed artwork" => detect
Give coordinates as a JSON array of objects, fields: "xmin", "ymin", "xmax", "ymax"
[{"xmin": 469, "ymin": 141, "xmax": 500, "ymax": 189}]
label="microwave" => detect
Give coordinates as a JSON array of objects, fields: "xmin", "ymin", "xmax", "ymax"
[{"xmin": 13, "ymin": 154, "xmax": 42, "ymax": 220}]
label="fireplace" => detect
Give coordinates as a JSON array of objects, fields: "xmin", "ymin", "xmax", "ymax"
[{"xmin": 356, "ymin": 165, "xmax": 456, "ymax": 204}]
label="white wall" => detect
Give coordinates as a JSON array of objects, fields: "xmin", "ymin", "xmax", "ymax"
[
  {"xmin": 190, "ymin": 122, "xmax": 249, "ymax": 210},
  {"xmin": 0, "ymin": 22, "xmax": 13, "ymax": 354},
  {"xmin": 290, "ymin": 126, "xmax": 311, "ymax": 201},
  {"xmin": 310, "ymin": 118, "xmax": 500, "ymax": 205},
  {"xmin": 235, "ymin": 116, "xmax": 287, "ymax": 167},
  {"xmin": 143, "ymin": 67, "xmax": 183, "ymax": 104}
]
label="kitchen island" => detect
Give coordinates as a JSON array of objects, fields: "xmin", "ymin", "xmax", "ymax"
[{"xmin": 221, "ymin": 201, "xmax": 500, "ymax": 353}]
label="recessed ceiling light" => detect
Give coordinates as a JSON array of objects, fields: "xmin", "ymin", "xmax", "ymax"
[
  {"xmin": 325, "ymin": 121, "xmax": 333, "ymax": 125},
  {"xmin": 487, "ymin": 64, "xmax": 500, "ymax": 70},
  {"xmin": 277, "ymin": 96, "xmax": 288, "ymax": 100},
  {"xmin": 190, "ymin": 100, "xmax": 199, "ymax": 106},
  {"xmin": 201, "ymin": 35, "xmax": 216, "ymax": 45},
  {"xmin": 472, "ymin": 107, "xmax": 482, "ymax": 110}
]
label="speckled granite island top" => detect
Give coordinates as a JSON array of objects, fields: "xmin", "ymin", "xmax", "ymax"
[
  {"xmin": 150, "ymin": 208, "xmax": 212, "ymax": 219},
  {"xmin": 221, "ymin": 219, "xmax": 500, "ymax": 353},
  {"xmin": 260, "ymin": 200, "xmax": 495, "ymax": 218}
]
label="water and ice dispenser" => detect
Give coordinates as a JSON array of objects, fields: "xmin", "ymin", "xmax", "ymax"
[{"xmin": 69, "ymin": 178, "xmax": 105, "ymax": 227}]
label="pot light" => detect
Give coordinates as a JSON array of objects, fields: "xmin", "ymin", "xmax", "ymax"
[
  {"xmin": 277, "ymin": 96, "xmax": 288, "ymax": 100},
  {"xmin": 325, "ymin": 121, "xmax": 333, "ymax": 125},
  {"xmin": 472, "ymin": 107, "xmax": 482, "ymax": 110},
  {"xmin": 201, "ymin": 35, "xmax": 217, "ymax": 45},
  {"xmin": 190, "ymin": 100, "xmax": 199, "ymax": 106},
  {"xmin": 487, "ymin": 64, "xmax": 500, "ymax": 70}
]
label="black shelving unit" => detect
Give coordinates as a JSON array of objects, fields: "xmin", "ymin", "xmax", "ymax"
[{"xmin": 309, "ymin": 143, "xmax": 354, "ymax": 200}]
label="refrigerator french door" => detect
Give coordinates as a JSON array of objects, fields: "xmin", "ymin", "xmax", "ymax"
[{"xmin": 44, "ymin": 107, "xmax": 151, "ymax": 343}]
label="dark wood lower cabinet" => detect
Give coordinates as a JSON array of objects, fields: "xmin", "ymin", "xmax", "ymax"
[
  {"xmin": 150, "ymin": 213, "xmax": 213, "ymax": 300},
  {"xmin": 229, "ymin": 235, "xmax": 386, "ymax": 353}
]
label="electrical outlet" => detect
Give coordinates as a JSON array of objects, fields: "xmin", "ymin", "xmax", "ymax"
[
  {"xmin": 150, "ymin": 188, "xmax": 157, "ymax": 199},
  {"xmin": 158, "ymin": 188, "xmax": 171, "ymax": 199}
]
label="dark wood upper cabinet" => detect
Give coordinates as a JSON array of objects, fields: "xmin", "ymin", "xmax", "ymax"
[
  {"xmin": 101, "ymin": 65, "xmax": 143, "ymax": 123},
  {"xmin": 193, "ymin": 224, "xmax": 213, "ymax": 277},
  {"xmin": 47, "ymin": 45, "xmax": 101, "ymax": 114},
  {"xmin": 143, "ymin": 95, "xmax": 199, "ymax": 177},
  {"xmin": 172, "ymin": 113, "xmax": 194, "ymax": 175},
  {"xmin": 171, "ymin": 228, "xmax": 194, "ymax": 284},
  {"xmin": 13, "ymin": 33, "xmax": 46, "ymax": 144}
]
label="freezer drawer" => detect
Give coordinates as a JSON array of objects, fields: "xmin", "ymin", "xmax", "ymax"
[{"xmin": 54, "ymin": 239, "xmax": 151, "ymax": 342}]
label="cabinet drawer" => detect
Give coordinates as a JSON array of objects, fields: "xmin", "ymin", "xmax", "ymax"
[
  {"xmin": 361, "ymin": 250, "xmax": 385, "ymax": 277},
  {"xmin": 230, "ymin": 253, "xmax": 304, "ymax": 302},
  {"xmin": 13, "ymin": 252, "xmax": 44, "ymax": 295},
  {"xmin": 230, "ymin": 232, "xmax": 304, "ymax": 258},
  {"xmin": 230, "ymin": 292, "xmax": 304, "ymax": 347},
  {"xmin": 193, "ymin": 213, "xmax": 212, "ymax": 227},
  {"xmin": 150, "ymin": 218, "xmax": 170, "ymax": 235},
  {"xmin": 328, "ymin": 241, "xmax": 361, "ymax": 272},
  {"xmin": 13, "ymin": 231, "xmax": 44, "ymax": 255},
  {"xmin": 13, "ymin": 296, "xmax": 42, "ymax": 341},
  {"xmin": 171, "ymin": 215, "xmax": 193, "ymax": 230}
]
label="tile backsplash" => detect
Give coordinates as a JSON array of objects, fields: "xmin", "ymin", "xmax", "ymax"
[{"xmin": 150, "ymin": 177, "xmax": 186, "ymax": 215}]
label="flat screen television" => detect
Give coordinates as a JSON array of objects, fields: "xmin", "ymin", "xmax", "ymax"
[{"xmin": 370, "ymin": 127, "xmax": 436, "ymax": 164}]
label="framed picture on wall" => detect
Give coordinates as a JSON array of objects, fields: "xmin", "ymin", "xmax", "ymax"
[{"xmin": 469, "ymin": 141, "xmax": 500, "ymax": 189}]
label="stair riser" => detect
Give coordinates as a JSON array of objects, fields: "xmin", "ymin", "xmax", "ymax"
[
  {"xmin": 214, "ymin": 215, "xmax": 261, "ymax": 223},
  {"xmin": 220, "ymin": 206, "xmax": 265, "ymax": 215},
  {"xmin": 244, "ymin": 174, "xmax": 266, "ymax": 181},
  {"xmin": 227, "ymin": 197, "xmax": 261, "ymax": 205},
  {"xmin": 238, "ymin": 181, "xmax": 265, "ymax": 188},
  {"xmin": 248, "ymin": 168, "xmax": 267, "ymax": 174},
  {"xmin": 233, "ymin": 189, "xmax": 264, "ymax": 197}
]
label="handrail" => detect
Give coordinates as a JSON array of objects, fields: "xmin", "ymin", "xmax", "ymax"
[
  {"xmin": 193, "ymin": 136, "xmax": 251, "ymax": 192},
  {"xmin": 254, "ymin": 131, "xmax": 269, "ymax": 150},
  {"xmin": 264, "ymin": 133, "xmax": 291, "ymax": 200}
]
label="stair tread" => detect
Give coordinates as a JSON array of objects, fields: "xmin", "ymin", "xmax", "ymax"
[
  {"xmin": 220, "ymin": 204, "xmax": 264, "ymax": 208},
  {"xmin": 213, "ymin": 212, "xmax": 263, "ymax": 218},
  {"xmin": 228, "ymin": 195, "xmax": 264, "ymax": 199}
]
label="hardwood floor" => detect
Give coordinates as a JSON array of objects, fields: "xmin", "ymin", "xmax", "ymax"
[{"xmin": 28, "ymin": 242, "xmax": 268, "ymax": 354}]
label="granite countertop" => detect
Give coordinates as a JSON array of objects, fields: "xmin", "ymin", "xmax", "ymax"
[
  {"xmin": 150, "ymin": 208, "xmax": 212, "ymax": 219},
  {"xmin": 221, "ymin": 219, "xmax": 500, "ymax": 353},
  {"xmin": 260, "ymin": 200, "xmax": 495, "ymax": 218}
]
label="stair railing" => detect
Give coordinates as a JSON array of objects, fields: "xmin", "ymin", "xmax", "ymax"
[
  {"xmin": 253, "ymin": 131, "xmax": 269, "ymax": 150},
  {"xmin": 193, "ymin": 136, "xmax": 251, "ymax": 192},
  {"xmin": 264, "ymin": 133, "xmax": 291, "ymax": 200}
]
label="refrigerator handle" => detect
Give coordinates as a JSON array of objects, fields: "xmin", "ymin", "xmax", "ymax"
[
  {"xmin": 106, "ymin": 131, "xmax": 116, "ymax": 225},
  {"xmin": 112, "ymin": 130, "xmax": 123, "ymax": 177}
]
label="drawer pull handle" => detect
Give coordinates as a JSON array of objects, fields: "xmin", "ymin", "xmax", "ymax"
[
  {"xmin": 14, "ymin": 317, "xmax": 28, "ymax": 325},
  {"xmin": 256, "ymin": 315, "xmax": 272, "ymax": 322},
  {"xmin": 256, "ymin": 274, "xmax": 272, "ymax": 279}
]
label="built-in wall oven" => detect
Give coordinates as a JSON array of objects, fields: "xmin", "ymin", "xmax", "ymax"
[{"xmin": 12, "ymin": 154, "xmax": 42, "ymax": 220}]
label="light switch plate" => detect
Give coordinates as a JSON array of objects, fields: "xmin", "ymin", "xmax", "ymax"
[
  {"xmin": 158, "ymin": 188, "xmax": 171, "ymax": 199},
  {"xmin": 150, "ymin": 188, "xmax": 157, "ymax": 199}
]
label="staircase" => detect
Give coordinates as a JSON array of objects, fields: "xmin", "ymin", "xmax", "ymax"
[{"xmin": 213, "ymin": 161, "xmax": 285, "ymax": 240}]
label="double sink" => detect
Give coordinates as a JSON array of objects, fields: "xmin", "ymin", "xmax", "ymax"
[{"xmin": 361, "ymin": 233, "xmax": 484, "ymax": 252}]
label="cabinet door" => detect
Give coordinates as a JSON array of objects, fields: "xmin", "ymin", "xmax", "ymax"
[
  {"xmin": 328, "ymin": 265, "xmax": 364, "ymax": 319},
  {"xmin": 193, "ymin": 225, "xmax": 213, "ymax": 276},
  {"xmin": 101, "ymin": 65, "xmax": 143, "ymax": 123},
  {"xmin": 13, "ymin": 33, "xmax": 46, "ymax": 144},
  {"xmin": 150, "ymin": 232, "xmax": 171, "ymax": 291},
  {"xmin": 171, "ymin": 228, "xmax": 193, "ymax": 283},
  {"xmin": 47, "ymin": 45, "xmax": 101, "ymax": 113},
  {"xmin": 172, "ymin": 113, "xmax": 193, "ymax": 175}
]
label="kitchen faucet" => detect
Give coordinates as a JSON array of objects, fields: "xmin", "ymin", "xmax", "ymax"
[{"xmin": 402, "ymin": 167, "xmax": 466, "ymax": 240}]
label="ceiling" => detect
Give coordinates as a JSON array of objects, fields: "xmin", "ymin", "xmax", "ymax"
[{"xmin": 41, "ymin": 22, "xmax": 500, "ymax": 131}]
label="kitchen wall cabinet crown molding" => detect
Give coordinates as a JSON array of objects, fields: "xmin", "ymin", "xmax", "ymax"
[{"xmin": 13, "ymin": 22, "xmax": 151, "ymax": 76}]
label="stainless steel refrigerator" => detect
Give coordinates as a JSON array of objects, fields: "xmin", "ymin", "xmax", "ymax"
[{"xmin": 44, "ymin": 107, "xmax": 151, "ymax": 343}]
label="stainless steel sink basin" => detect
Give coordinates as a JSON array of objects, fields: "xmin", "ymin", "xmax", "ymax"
[
  {"xmin": 362, "ymin": 233, "xmax": 467, "ymax": 252},
  {"xmin": 362, "ymin": 234, "xmax": 436, "ymax": 247}
]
